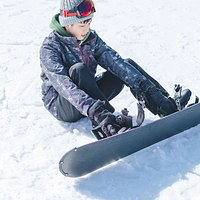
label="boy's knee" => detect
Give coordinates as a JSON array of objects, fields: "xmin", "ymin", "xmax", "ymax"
[
  {"xmin": 69, "ymin": 63, "xmax": 87, "ymax": 77},
  {"xmin": 68, "ymin": 62, "xmax": 95, "ymax": 87}
]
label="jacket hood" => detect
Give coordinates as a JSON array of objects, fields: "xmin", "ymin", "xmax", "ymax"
[
  {"xmin": 49, "ymin": 14, "xmax": 70, "ymax": 37},
  {"xmin": 49, "ymin": 14, "xmax": 91, "ymax": 44}
]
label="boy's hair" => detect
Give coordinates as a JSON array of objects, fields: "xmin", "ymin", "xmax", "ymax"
[{"xmin": 79, "ymin": 18, "xmax": 92, "ymax": 24}]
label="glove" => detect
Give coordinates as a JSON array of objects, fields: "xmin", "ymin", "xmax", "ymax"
[
  {"xmin": 140, "ymin": 80, "xmax": 177, "ymax": 116},
  {"xmin": 88, "ymin": 100, "xmax": 133, "ymax": 136}
]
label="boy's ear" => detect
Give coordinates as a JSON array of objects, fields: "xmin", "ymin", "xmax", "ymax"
[
  {"xmin": 65, "ymin": 25, "xmax": 73, "ymax": 31},
  {"xmin": 65, "ymin": 25, "xmax": 70, "ymax": 30}
]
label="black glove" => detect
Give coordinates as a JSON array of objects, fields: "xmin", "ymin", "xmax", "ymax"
[
  {"xmin": 140, "ymin": 80, "xmax": 177, "ymax": 116},
  {"xmin": 88, "ymin": 100, "xmax": 132, "ymax": 136}
]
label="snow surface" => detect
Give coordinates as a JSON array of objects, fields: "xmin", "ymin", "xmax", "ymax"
[{"xmin": 1, "ymin": 0, "xmax": 200, "ymax": 199}]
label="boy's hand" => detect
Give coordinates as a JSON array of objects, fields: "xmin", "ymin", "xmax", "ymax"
[
  {"xmin": 88, "ymin": 100, "xmax": 132, "ymax": 137},
  {"xmin": 139, "ymin": 80, "xmax": 177, "ymax": 116}
]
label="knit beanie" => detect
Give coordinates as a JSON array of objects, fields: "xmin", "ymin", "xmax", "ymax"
[{"xmin": 59, "ymin": 0, "xmax": 94, "ymax": 27}]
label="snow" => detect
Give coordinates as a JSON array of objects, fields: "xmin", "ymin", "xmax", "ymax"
[{"xmin": 1, "ymin": 0, "xmax": 200, "ymax": 199}]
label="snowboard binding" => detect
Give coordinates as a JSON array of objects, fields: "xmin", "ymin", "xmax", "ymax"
[
  {"xmin": 174, "ymin": 84, "xmax": 199, "ymax": 109},
  {"xmin": 92, "ymin": 102, "xmax": 145, "ymax": 140}
]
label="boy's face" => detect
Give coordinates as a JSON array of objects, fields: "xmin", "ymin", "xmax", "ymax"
[{"xmin": 65, "ymin": 19, "xmax": 92, "ymax": 40}]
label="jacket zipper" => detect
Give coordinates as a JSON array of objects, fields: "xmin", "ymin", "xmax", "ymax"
[
  {"xmin": 87, "ymin": 51, "xmax": 90, "ymax": 68},
  {"xmin": 72, "ymin": 40, "xmax": 86, "ymax": 64}
]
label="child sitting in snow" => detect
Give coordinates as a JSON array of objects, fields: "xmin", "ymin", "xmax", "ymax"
[{"xmin": 40, "ymin": 0, "xmax": 191, "ymax": 137}]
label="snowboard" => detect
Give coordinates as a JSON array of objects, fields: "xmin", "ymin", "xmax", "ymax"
[{"xmin": 59, "ymin": 103, "xmax": 200, "ymax": 178}]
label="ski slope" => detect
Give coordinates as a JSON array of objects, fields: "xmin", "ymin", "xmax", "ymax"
[{"xmin": 1, "ymin": 0, "xmax": 200, "ymax": 199}]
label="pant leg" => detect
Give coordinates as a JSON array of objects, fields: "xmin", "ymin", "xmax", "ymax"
[
  {"xmin": 125, "ymin": 58, "xmax": 170, "ymax": 115},
  {"xmin": 96, "ymin": 71, "xmax": 125, "ymax": 101},
  {"xmin": 57, "ymin": 94, "xmax": 84, "ymax": 122},
  {"xmin": 69, "ymin": 63, "xmax": 112, "ymax": 102},
  {"xmin": 57, "ymin": 63, "xmax": 122, "ymax": 122},
  {"xmin": 125, "ymin": 58, "xmax": 169, "ymax": 97}
]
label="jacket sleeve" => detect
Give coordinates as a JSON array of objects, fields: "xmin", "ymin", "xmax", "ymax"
[
  {"xmin": 40, "ymin": 42, "xmax": 95, "ymax": 116},
  {"xmin": 94, "ymin": 33, "xmax": 146, "ymax": 89}
]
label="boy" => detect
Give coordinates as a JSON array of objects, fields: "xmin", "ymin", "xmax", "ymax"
[{"xmin": 40, "ymin": 0, "xmax": 191, "ymax": 136}]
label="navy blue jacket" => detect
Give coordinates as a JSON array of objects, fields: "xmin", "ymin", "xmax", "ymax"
[{"xmin": 40, "ymin": 29, "xmax": 145, "ymax": 118}]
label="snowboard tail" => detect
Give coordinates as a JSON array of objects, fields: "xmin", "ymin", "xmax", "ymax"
[{"xmin": 59, "ymin": 103, "xmax": 200, "ymax": 178}]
